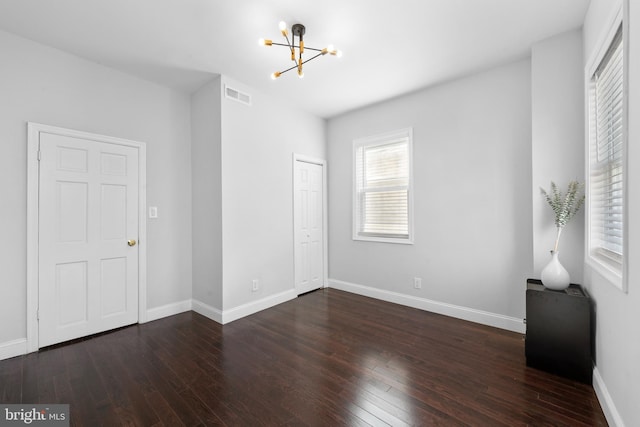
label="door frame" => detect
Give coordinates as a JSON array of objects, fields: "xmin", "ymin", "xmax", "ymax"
[
  {"xmin": 292, "ymin": 154, "xmax": 328, "ymax": 294},
  {"xmin": 26, "ymin": 122, "xmax": 147, "ymax": 352}
]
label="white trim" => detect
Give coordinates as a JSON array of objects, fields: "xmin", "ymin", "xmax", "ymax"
[
  {"xmin": 293, "ymin": 154, "xmax": 329, "ymax": 292},
  {"xmin": 146, "ymin": 300, "xmax": 192, "ymax": 323},
  {"xmin": 0, "ymin": 339, "xmax": 28, "ymax": 361},
  {"xmin": 585, "ymin": 256, "xmax": 623, "ymax": 289},
  {"xmin": 352, "ymin": 127, "xmax": 414, "ymax": 245},
  {"xmin": 584, "ymin": 4, "xmax": 629, "ymax": 293},
  {"xmin": 6, "ymin": 290, "xmax": 295, "ymax": 359},
  {"xmin": 26, "ymin": 122, "xmax": 148, "ymax": 351},
  {"xmin": 137, "ymin": 142, "xmax": 149, "ymax": 322},
  {"xmin": 585, "ymin": 6, "xmax": 624, "ymax": 74},
  {"xmin": 593, "ymin": 366, "xmax": 626, "ymax": 427},
  {"xmin": 192, "ymin": 299, "xmax": 223, "ymax": 324},
  {"xmin": 328, "ymin": 279, "xmax": 525, "ymax": 333},
  {"xmin": 222, "ymin": 290, "xmax": 297, "ymax": 324},
  {"xmin": 26, "ymin": 124, "xmax": 40, "ymax": 353}
]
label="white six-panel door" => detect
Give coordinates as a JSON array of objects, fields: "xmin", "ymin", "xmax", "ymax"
[
  {"xmin": 294, "ymin": 159, "xmax": 324, "ymax": 295},
  {"xmin": 38, "ymin": 132, "xmax": 139, "ymax": 347}
]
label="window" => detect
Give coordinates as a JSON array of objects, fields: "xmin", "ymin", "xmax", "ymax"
[
  {"xmin": 353, "ymin": 128, "xmax": 413, "ymax": 244},
  {"xmin": 587, "ymin": 21, "xmax": 626, "ymax": 289}
]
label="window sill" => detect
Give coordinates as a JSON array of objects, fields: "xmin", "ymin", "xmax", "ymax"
[
  {"xmin": 585, "ymin": 252, "xmax": 626, "ymax": 292},
  {"xmin": 353, "ymin": 235, "xmax": 414, "ymax": 245}
]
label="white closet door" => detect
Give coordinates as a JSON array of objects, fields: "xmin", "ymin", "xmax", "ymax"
[
  {"xmin": 38, "ymin": 132, "xmax": 139, "ymax": 347},
  {"xmin": 294, "ymin": 159, "xmax": 324, "ymax": 295}
]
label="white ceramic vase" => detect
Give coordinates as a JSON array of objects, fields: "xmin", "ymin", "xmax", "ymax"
[{"xmin": 541, "ymin": 250, "xmax": 570, "ymax": 290}]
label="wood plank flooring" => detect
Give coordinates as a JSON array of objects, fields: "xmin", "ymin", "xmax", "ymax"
[{"xmin": 1, "ymin": 289, "xmax": 607, "ymax": 426}]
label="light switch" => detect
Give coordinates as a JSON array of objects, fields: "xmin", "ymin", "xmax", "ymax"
[{"xmin": 149, "ymin": 206, "xmax": 158, "ymax": 218}]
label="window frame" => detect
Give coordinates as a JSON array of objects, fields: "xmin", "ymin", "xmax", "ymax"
[
  {"xmin": 584, "ymin": 7, "xmax": 629, "ymax": 292},
  {"xmin": 352, "ymin": 127, "xmax": 414, "ymax": 245}
]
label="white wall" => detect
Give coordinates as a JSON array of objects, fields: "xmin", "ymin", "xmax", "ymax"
[
  {"xmin": 220, "ymin": 76, "xmax": 326, "ymax": 312},
  {"xmin": 191, "ymin": 77, "xmax": 223, "ymax": 310},
  {"xmin": 0, "ymin": 30, "xmax": 193, "ymax": 346},
  {"xmin": 583, "ymin": 1, "xmax": 640, "ymax": 426},
  {"xmin": 531, "ymin": 30, "xmax": 585, "ymax": 283},
  {"xmin": 327, "ymin": 60, "xmax": 533, "ymax": 330}
]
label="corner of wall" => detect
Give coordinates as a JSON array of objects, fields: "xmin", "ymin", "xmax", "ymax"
[{"xmin": 593, "ymin": 367, "xmax": 626, "ymax": 427}]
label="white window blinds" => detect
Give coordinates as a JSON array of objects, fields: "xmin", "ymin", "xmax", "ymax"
[
  {"xmin": 354, "ymin": 129, "xmax": 413, "ymax": 243},
  {"xmin": 589, "ymin": 24, "xmax": 624, "ymax": 267}
]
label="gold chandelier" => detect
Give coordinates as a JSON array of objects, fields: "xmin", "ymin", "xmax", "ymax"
[{"xmin": 259, "ymin": 21, "xmax": 342, "ymax": 79}]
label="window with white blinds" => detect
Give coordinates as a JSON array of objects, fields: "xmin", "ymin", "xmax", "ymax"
[
  {"xmin": 353, "ymin": 128, "xmax": 413, "ymax": 243},
  {"xmin": 587, "ymin": 23, "xmax": 625, "ymax": 280}
]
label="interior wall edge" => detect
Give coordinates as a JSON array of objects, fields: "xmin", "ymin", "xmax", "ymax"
[{"xmin": 192, "ymin": 299, "xmax": 223, "ymax": 324}]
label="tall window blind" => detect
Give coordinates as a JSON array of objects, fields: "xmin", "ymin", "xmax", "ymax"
[
  {"xmin": 353, "ymin": 129, "xmax": 413, "ymax": 243},
  {"xmin": 588, "ymin": 24, "xmax": 624, "ymax": 268}
]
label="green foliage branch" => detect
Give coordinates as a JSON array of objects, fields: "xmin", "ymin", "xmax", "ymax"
[{"xmin": 540, "ymin": 180, "xmax": 585, "ymax": 252}]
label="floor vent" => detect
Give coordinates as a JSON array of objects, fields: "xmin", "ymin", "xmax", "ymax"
[{"xmin": 225, "ymin": 85, "xmax": 251, "ymax": 106}]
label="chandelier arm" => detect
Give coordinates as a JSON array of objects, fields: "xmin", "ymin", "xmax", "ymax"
[
  {"xmin": 298, "ymin": 47, "xmax": 303, "ymax": 72},
  {"xmin": 299, "ymin": 52, "xmax": 325, "ymax": 65},
  {"xmin": 277, "ymin": 63, "xmax": 300, "ymax": 76},
  {"xmin": 276, "ymin": 52, "xmax": 328, "ymax": 77},
  {"xmin": 303, "ymin": 46, "xmax": 324, "ymax": 53},
  {"xmin": 282, "ymin": 32, "xmax": 297, "ymax": 65},
  {"xmin": 298, "ymin": 33, "xmax": 304, "ymax": 74},
  {"xmin": 270, "ymin": 42, "xmax": 324, "ymax": 52}
]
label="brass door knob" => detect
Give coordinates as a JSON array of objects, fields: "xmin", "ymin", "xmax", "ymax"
[{"xmin": 127, "ymin": 239, "xmax": 137, "ymax": 247}]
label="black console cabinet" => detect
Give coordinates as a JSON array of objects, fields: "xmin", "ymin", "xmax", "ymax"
[{"xmin": 525, "ymin": 279, "xmax": 592, "ymax": 384}]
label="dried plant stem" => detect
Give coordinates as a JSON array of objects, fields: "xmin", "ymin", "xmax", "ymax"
[{"xmin": 553, "ymin": 227, "xmax": 563, "ymax": 253}]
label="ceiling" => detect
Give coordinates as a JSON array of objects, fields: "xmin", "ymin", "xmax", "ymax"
[{"xmin": 0, "ymin": 0, "xmax": 590, "ymax": 118}]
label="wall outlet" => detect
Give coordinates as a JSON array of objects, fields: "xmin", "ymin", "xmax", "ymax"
[
  {"xmin": 413, "ymin": 277, "xmax": 422, "ymax": 289},
  {"xmin": 252, "ymin": 279, "xmax": 260, "ymax": 292}
]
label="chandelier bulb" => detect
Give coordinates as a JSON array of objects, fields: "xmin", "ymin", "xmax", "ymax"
[
  {"xmin": 259, "ymin": 38, "xmax": 273, "ymax": 46},
  {"xmin": 279, "ymin": 21, "xmax": 288, "ymax": 36},
  {"xmin": 271, "ymin": 71, "xmax": 282, "ymax": 80}
]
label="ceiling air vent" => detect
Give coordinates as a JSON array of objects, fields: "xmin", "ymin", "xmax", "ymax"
[{"xmin": 225, "ymin": 85, "xmax": 251, "ymax": 106}]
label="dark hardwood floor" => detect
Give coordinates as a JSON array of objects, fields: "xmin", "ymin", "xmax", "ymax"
[{"xmin": 1, "ymin": 289, "xmax": 607, "ymax": 426}]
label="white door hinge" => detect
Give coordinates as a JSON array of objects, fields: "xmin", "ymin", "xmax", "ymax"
[{"xmin": 37, "ymin": 150, "xmax": 41, "ymax": 161}]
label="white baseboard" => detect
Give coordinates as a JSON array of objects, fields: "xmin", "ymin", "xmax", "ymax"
[
  {"xmin": 328, "ymin": 279, "xmax": 525, "ymax": 334},
  {"xmin": 1, "ymin": 291, "xmax": 295, "ymax": 361},
  {"xmin": 145, "ymin": 299, "xmax": 192, "ymax": 323},
  {"xmin": 192, "ymin": 299, "xmax": 223, "ymax": 324},
  {"xmin": 593, "ymin": 366, "xmax": 625, "ymax": 427},
  {"xmin": 0, "ymin": 338, "xmax": 28, "ymax": 361},
  {"xmin": 222, "ymin": 290, "xmax": 297, "ymax": 324}
]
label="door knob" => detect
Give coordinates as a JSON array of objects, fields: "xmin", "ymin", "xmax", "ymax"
[{"xmin": 127, "ymin": 239, "xmax": 137, "ymax": 247}]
